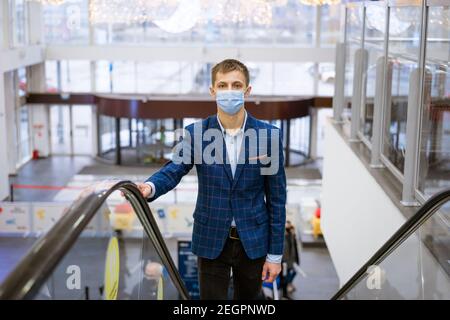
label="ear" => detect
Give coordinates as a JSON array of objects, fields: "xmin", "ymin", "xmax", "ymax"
[
  {"xmin": 209, "ymin": 86, "xmax": 216, "ymax": 98},
  {"xmin": 244, "ymin": 85, "xmax": 252, "ymax": 98}
]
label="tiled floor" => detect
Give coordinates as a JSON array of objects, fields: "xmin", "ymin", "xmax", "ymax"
[
  {"xmin": 0, "ymin": 236, "xmax": 37, "ymax": 283},
  {"xmin": 1, "ymin": 155, "xmax": 339, "ymax": 300},
  {"xmin": 289, "ymin": 247, "xmax": 339, "ymax": 300},
  {"xmin": 9, "ymin": 156, "xmax": 97, "ymax": 202}
]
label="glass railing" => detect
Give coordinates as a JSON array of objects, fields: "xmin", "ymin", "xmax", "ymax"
[
  {"xmin": 333, "ymin": 188, "xmax": 450, "ymax": 300},
  {"xmin": 0, "ymin": 181, "xmax": 189, "ymax": 300}
]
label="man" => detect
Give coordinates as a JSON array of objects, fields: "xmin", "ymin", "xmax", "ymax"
[{"xmin": 136, "ymin": 59, "xmax": 286, "ymax": 300}]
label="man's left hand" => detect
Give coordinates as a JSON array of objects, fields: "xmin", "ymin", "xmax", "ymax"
[{"xmin": 261, "ymin": 261, "xmax": 281, "ymax": 283}]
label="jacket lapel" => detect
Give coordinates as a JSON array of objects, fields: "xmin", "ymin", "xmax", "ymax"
[
  {"xmin": 231, "ymin": 113, "xmax": 255, "ymax": 190},
  {"xmin": 208, "ymin": 115, "xmax": 233, "ymax": 182}
]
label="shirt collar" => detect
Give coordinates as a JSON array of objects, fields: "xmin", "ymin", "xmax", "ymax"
[{"xmin": 217, "ymin": 110, "xmax": 247, "ymax": 136}]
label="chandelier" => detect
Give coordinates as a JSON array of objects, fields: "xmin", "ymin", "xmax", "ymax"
[
  {"xmin": 299, "ymin": 0, "xmax": 341, "ymax": 5},
  {"xmin": 27, "ymin": 0, "xmax": 344, "ymax": 33},
  {"xmin": 89, "ymin": 0, "xmax": 274, "ymax": 27}
]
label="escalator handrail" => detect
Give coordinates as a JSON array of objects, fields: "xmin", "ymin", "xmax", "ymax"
[
  {"xmin": 331, "ymin": 188, "xmax": 450, "ymax": 300},
  {"xmin": 0, "ymin": 180, "xmax": 190, "ymax": 300}
]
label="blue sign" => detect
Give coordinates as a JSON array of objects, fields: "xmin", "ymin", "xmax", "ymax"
[
  {"xmin": 157, "ymin": 208, "xmax": 166, "ymax": 219},
  {"xmin": 177, "ymin": 241, "xmax": 200, "ymax": 299}
]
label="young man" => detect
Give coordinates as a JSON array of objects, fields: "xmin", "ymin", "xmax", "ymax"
[{"xmin": 136, "ymin": 59, "xmax": 287, "ymax": 300}]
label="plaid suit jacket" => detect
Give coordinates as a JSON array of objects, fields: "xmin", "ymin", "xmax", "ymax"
[{"xmin": 146, "ymin": 112, "xmax": 286, "ymax": 260}]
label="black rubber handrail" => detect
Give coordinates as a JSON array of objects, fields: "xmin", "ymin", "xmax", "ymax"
[
  {"xmin": 0, "ymin": 180, "xmax": 190, "ymax": 300},
  {"xmin": 332, "ymin": 188, "xmax": 450, "ymax": 299}
]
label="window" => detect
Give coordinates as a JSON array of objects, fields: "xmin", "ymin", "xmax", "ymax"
[
  {"xmin": 99, "ymin": 115, "xmax": 116, "ymax": 154},
  {"xmin": 12, "ymin": 0, "xmax": 28, "ymax": 47},
  {"xmin": 320, "ymin": 4, "xmax": 342, "ymax": 47},
  {"xmin": 18, "ymin": 67, "xmax": 27, "ymax": 97},
  {"xmin": 382, "ymin": 5, "xmax": 421, "ymax": 175},
  {"xmin": 43, "ymin": 0, "xmax": 89, "ymax": 44},
  {"xmin": 249, "ymin": 62, "xmax": 314, "ymax": 96},
  {"xmin": 60, "ymin": 60, "xmax": 91, "ymax": 92},
  {"xmin": 47, "ymin": 1, "xmax": 326, "ymax": 47},
  {"xmin": 360, "ymin": 4, "xmax": 386, "ymax": 143},
  {"xmin": 417, "ymin": 5, "xmax": 450, "ymax": 198},
  {"xmin": 45, "ymin": 61, "xmax": 59, "ymax": 92},
  {"xmin": 343, "ymin": 3, "xmax": 364, "ymax": 121}
]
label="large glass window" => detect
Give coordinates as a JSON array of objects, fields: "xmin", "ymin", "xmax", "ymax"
[
  {"xmin": 99, "ymin": 115, "xmax": 116, "ymax": 154},
  {"xmin": 95, "ymin": 60, "xmax": 112, "ymax": 93},
  {"xmin": 382, "ymin": 5, "xmax": 422, "ymax": 175},
  {"xmin": 320, "ymin": 4, "xmax": 342, "ymax": 47},
  {"xmin": 417, "ymin": 5, "xmax": 450, "ymax": 198},
  {"xmin": 43, "ymin": 59, "xmax": 332, "ymax": 96},
  {"xmin": 111, "ymin": 61, "xmax": 136, "ymax": 94},
  {"xmin": 40, "ymin": 1, "xmax": 330, "ymax": 47},
  {"xmin": 60, "ymin": 60, "xmax": 91, "ymax": 92},
  {"xmin": 360, "ymin": 4, "xmax": 386, "ymax": 143},
  {"xmin": 50, "ymin": 105, "xmax": 71, "ymax": 155},
  {"xmin": 43, "ymin": 0, "xmax": 89, "ymax": 44},
  {"xmin": 60, "ymin": 60, "xmax": 322, "ymax": 96},
  {"xmin": 18, "ymin": 67, "xmax": 27, "ymax": 97},
  {"xmin": 11, "ymin": 0, "xmax": 28, "ymax": 47},
  {"xmin": 45, "ymin": 61, "xmax": 59, "ymax": 93},
  {"xmin": 343, "ymin": 3, "xmax": 364, "ymax": 121},
  {"xmin": 72, "ymin": 105, "xmax": 93, "ymax": 155},
  {"xmin": 249, "ymin": 62, "xmax": 315, "ymax": 96}
]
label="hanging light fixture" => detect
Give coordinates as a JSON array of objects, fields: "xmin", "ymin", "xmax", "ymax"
[
  {"xmin": 203, "ymin": 0, "xmax": 273, "ymax": 26},
  {"xmin": 89, "ymin": 0, "xmax": 275, "ymax": 30},
  {"xmin": 299, "ymin": 0, "xmax": 341, "ymax": 5}
]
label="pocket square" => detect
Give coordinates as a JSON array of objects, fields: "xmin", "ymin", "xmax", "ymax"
[{"xmin": 248, "ymin": 154, "xmax": 268, "ymax": 161}]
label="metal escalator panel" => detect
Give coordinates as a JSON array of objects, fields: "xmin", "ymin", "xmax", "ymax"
[
  {"xmin": 0, "ymin": 181, "xmax": 190, "ymax": 300},
  {"xmin": 333, "ymin": 189, "xmax": 450, "ymax": 300}
]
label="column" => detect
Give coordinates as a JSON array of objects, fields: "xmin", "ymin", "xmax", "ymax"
[{"xmin": 29, "ymin": 63, "xmax": 50, "ymax": 157}]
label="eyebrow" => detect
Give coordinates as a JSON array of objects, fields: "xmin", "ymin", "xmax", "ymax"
[{"xmin": 217, "ymin": 80, "xmax": 244, "ymax": 85}]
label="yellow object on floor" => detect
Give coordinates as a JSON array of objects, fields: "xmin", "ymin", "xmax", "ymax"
[{"xmin": 311, "ymin": 216, "xmax": 322, "ymax": 239}]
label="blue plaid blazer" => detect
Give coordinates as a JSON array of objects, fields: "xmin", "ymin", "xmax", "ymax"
[{"xmin": 146, "ymin": 113, "xmax": 286, "ymax": 260}]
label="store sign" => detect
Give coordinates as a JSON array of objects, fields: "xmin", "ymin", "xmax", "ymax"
[
  {"xmin": 32, "ymin": 203, "xmax": 68, "ymax": 232},
  {"xmin": 177, "ymin": 241, "xmax": 199, "ymax": 299},
  {"xmin": 0, "ymin": 203, "xmax": 31, "ymax": 233}
]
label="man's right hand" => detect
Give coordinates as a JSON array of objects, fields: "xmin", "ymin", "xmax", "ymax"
[
  {"xmin": 120, "ymin": 183, "xmax": 152, "ymax": 199},
  {"xmin": 136, "ymin": 183, "xmax": 152, "ymax": 198}
]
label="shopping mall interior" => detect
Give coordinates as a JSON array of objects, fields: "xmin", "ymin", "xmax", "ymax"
[{"xmin": 0, "ymin": 0, "xmax": 448, "ymax": 300}]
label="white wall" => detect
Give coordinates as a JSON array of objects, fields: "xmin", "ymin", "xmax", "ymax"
[
  {"xmin": 0, "ymin": 1, "xmax": 9, "ymax": 200},
  {"xmin": 3, "ymin": 71, "xmax": 17, "ymax": 175},
  {"xmin": 321, "ymin": 118, "xmax": 407, "ymax": 286},
  {"xmin": 0, "ymin": 74, "xmax": 9, "ymax": 200},
  {"xmin": 29, "ymin": 63, "xmax": 50, "ymax": 157}
]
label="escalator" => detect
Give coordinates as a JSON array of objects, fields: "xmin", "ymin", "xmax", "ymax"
[
  {"xmin": 0, "ymin": 181, "xmax": 448, "ymax": 300},
  {"xmin": 332, "ymin": 188, "xmax": 450, "ymax": 300},
  {"xmin": 0, "ymin": 181, "xmax": 190, "ymax": 300}
]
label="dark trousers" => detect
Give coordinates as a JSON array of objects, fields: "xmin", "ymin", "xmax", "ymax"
[{"xmin": 197, "ymin": 236, "xmax": 266, "ymax": 300}]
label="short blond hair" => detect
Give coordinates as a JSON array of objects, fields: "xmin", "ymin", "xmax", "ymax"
[{"xmin": 211, "ymin": 59, "xmax": 250, "ymax": 87}]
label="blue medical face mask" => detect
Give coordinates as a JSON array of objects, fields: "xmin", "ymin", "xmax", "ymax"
[{"xmin": 215, "ymin": 90, "xmax": 245, "ymax": 115}]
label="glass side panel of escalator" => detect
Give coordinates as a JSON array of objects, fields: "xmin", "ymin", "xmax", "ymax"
[
  {"xmin": 341, "ymin": 201, "xmax": 450, "ymax": 300},
  {"xmin": 32, "ymin": 189, "xmax": 181, "ymax": 300}
]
